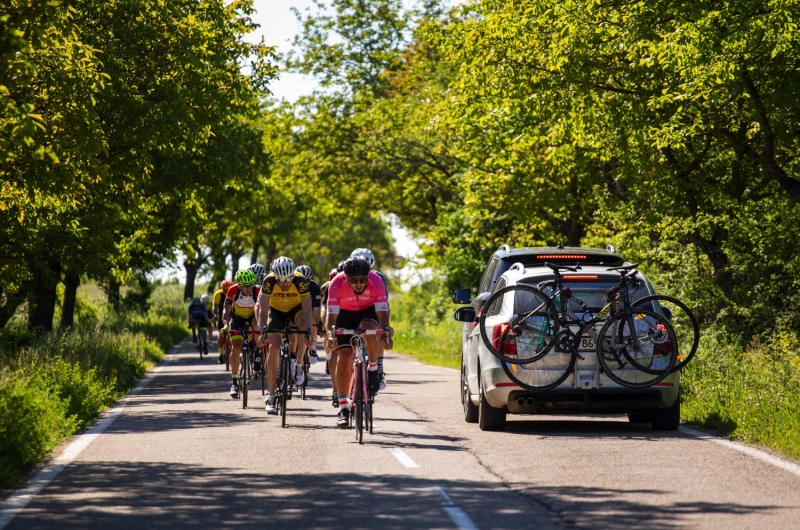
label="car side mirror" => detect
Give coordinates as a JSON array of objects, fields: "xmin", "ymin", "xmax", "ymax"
[
  {"xmin": 454, "ymin": 306, "xmax": 477, "ymax": 323},
  {"xmin": 453, "ymin": 288, "xmax": 472, "ymax": 304}
]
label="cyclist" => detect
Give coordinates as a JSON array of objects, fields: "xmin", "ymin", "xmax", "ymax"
[
  {"xmin": 324, "ymin": 256, "xmax": 390, "ymax": 428},
  {"xmin": 188, "ymin": 297, "xmax": 210, "ymax": 355},
  {"xmin": 321, "ymin": 268, "xmax": 339, "ymax": 407},
  {"xmin": 296, "ymin": 265, "xmax": 321, "ymax": 365},
  {"xmin": 222, "ymin": 269, "xmax": 261, "ymax": 398},
  {"xmin": 213, "ymin": 280, "xmax": 233, "ymax": 364},
  {"xmin": 249, "ymin": 263, "xmax": 267, "ymax": 324},
  {"xmin": 257, "ymin": 257, "xmax": 313, "ymax": 414},
  {"xmin": 350, "ymin": 248, "xmax": 393, "ymax": 390}
]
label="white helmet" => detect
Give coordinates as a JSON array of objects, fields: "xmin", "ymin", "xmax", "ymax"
[
  {"xmin": 272, "ymin": 256, "xmax": 295, "ymax": 280},
  {"xmin": 350, "ymin": 248, "xmax": 375, "ymax": 268},
  {"xmin": 296, "ymin": 265, "xmax": 313, "ymax": 280},
  {"xmin": 249, "ymin": 263, "xmax": 266, "ymax": 279},
  {"xmin": 200, "ymin": 293, "xmax": 211, "ymax": 303}
]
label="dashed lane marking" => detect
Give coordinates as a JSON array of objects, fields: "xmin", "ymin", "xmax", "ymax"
[
  {"xmin": 433, "ymin": 487, "xmax": 479, "ymax": 530},
  {"xmin": 389, "ymin": 448, "xmax": 419, "ymax": 468}
]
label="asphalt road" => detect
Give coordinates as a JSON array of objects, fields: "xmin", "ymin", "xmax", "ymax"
[{"xmin": 3, "ymin": 336, "xmax": 800, "ymax": 529}]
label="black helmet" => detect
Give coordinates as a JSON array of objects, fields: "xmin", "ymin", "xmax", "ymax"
[
  {"xmin": 337, "ymin": 260, "xmax": 347, "ymax": 273},
  {"xmin": 343, "ymin": 256, "xmax": 371, "ymax": 277}
]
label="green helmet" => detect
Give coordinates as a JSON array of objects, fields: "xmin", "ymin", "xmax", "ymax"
[{"xmin": 235, "ymin": 269, "xmax": 257, "ymax": 286}]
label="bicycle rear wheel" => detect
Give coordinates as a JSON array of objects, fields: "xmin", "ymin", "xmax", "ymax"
[
  {"xmin": 301, "ymin": 350, "xmax": 310, "ymax": 400},
  {"xmin": 632, "ymin": 294, "xmax": 699, "ymax": 372},
  {"xmin": 366, "ymin": 395, "xmax": 373, "ymax": 435},
  {"xmin": 499, "ymin": 326, "xmax": 576, "ymax": 390},
  {"xmin": 597, "ymin": 309, "xmax": 677, "ymax": 388},
  {"xmin": 479, "ymin": 285, "xmax": 560, "ymax": 365},
  {"xmin": 242, "ymin": 346, "xmax": 249, "ymax": 409}
]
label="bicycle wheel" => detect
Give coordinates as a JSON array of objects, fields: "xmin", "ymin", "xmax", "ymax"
[
  {"xmin": 479, "ymin": 285, "xmax": 560, "ymax": 365},
  {"xmin": 632, "ymin": 294, "xmax": 699, "ymax": 372},
  {"xmin": 224, "ymin": 337, "xmax": 230, "ymax": 372},
  {"xmin": 355, "ymin": 364, "xmax": 364, "ymax": 444},
  {"xmin": 242, "ymin": 346, "xmax": 249, "ymax": 409},
  {"xmin": 366, "ymin": 395, "xmax": 373, "ymax": 435},
  {"xmin": 280, "ymin": 354, "xmax": 289, "ymax": 428},
  {"xmin": 597, "ymin": 309, "xmax": 677, "ymax": 388},
  {"xmin": 499, "ymin": 326, "xmax": 576, "ymax": 390},
  {"xmin": 198, "ymin": 334, "xmax": 204, "ymax": 361},
  {"xmin": 260, "ymin": 348, "xmax": 266, "ymax": 396},
  {"xmin": 301, "ymin": 350, "xmax": 310, "ymax": 400}
]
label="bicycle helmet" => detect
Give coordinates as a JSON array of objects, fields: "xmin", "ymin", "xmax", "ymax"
[
  {"xmin": 249, "ymin": 263, "xmax": 266, "ymax": 280},
  {"xmin": 296, "ymin": 265, "xmax": 313, "ymax": 280},
  {"xmin": 192, "ymin": 297, "xmax": 202, "ymax": 305},
  {"xmin": 200, "ymin": 293, "xmax": 211, "ymax": 303},
  {"xmin": 350, "ymin": 248, "xmax": 375, "ymax": 268},
  {"xmin": 235, "ymin": 269, "xmax": 257, "ymax": 286},
  {"xmin": 329, "ymin": 268, "xmax": 338, "ymax": 281},
  {"xmin": 272, "ymin": 256, "xmax": 296, "ymax": 280},
  {"xmin": 337, "ymin": 260, "xmax": 347, "ymax": 273},
  {"xmin": 343, "ymin": 256, "xmax": 371, "ymax": 277},
  {"xmin": 220, "ymin": 279, "xmax": 233, "ymax": 293}
]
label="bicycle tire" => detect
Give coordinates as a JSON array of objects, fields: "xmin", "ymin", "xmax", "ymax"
[
  {"xmin": 198, "ymin": 335, "xmax": 204, "ymax": 361},
  {"xmin": 479, "ymin": 285, "xmax": 560, "ymax": 365},
  {"xmin": 280, "ymin": 353, "xmax": 289, "ymax": 428},
  {"xmin": 367, "ymin": 395, "xmax": 373, "ymax": 435},
  {"xmin": 498, "ymin": 326, "xmax": 576, "ymax": 390},
  {"xmin": 596, "ymin": 309, "xmax": 677, "ymax": 388},
  {"xmin": 355, "ymin": 364, "xmax": 364, "ymax": 444},
  {"xmin": 242, "ymin": 344, "xmax": 249, "ymax": 409},
  {"xmin": 632, "ymin": 294, "xmax": 699, "ymax": 372},
  {"xmin": 260, "ymin": 347, "xmax": 266, "ymax": 396},
  {"xmin": 224, "ymin": 338, "xmax": 230, "ymax": 372}
]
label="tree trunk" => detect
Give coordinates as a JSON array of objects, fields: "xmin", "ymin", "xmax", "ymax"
[
  {"xmin": 60, "ymin": 270, "xmax": 81, "ymax": 329},
  {"xmin": 106, "ymin": 277, "xmax": 121, "ymax": 311},
  {"xmin": 28, "ymin": 258, "xmax": 62, "ymax": 333},
  {"xmin": 230, "ymin": 250, "xmax": 243, "ymax": 280},
  {"xmin": 250, "ymin": 240, "xmax": 261, "ymax": 266},
  {"xmin": 184, "ymin": 261, "xmax": 199, "ymax": 301}
]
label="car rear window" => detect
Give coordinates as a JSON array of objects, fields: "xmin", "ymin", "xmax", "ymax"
[{"xmin": 520, "ymin": 280, "xmax": 649, "ymax": 313}]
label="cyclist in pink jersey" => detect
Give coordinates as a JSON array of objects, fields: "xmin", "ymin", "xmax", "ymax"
[{"xmin": 324, "ymin": 256, "xmax": 390, "ymax": 428}]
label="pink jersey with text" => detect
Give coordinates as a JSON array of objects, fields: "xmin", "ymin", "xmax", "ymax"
[{"xmin": 327, "ymin": 271, "xmax": 389, "ymax": 313}]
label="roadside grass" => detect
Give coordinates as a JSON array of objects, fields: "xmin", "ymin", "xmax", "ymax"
[
  {"xmin": 392, "ymin": 281, "xmax": 800, "ymax": 461},
  {"xmin": 0, "ymin": 284, "xmax": 187, "ymax": 489}
]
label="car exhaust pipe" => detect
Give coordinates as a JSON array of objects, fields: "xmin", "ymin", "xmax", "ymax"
[
  {"xmin": 516, "ymin": 397, "xmax": 526, "ymax": 406},
  {"xmin": 525, "ymin": 397, "xmax": 535, "ymax": 406}
]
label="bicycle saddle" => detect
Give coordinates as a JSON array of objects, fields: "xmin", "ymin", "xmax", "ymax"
[{"xmin": 545, "ymin": 262, "xmax": 580, "ymax": 272}]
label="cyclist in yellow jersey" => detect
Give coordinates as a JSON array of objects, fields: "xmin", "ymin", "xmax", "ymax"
[{"xmin": 257, "ymin": 256, "xmax": 312, "ymax": 414}]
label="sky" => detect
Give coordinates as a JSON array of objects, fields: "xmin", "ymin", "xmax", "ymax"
[{"xmin": 159, "ymin": 1, "xmax": 424, "ymax": 283}]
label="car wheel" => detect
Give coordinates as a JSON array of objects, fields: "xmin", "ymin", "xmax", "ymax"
[
  {"xmin": 462, "ymin": 359, "xmax": 478, "ymax": 424},
  {"xmin": 650, "ymin": 395, "xmax": 680, "ymax": 431},
  {"xmin": 627, "ymin": 412, "xmax": 651, "ymax": 424},
  {"xmin": 478, "ymin": 368, "xmax": 506, "ymax": 431}
]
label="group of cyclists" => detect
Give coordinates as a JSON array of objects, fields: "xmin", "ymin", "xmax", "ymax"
[{"xmin": 187, "ymin": 248, "xmax": 393, "ymax": 428}]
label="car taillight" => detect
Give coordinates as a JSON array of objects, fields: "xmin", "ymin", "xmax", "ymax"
[
  {"xmin": 562, "ymin": 275, "xmax": 599, "ymax": 282},
  {"xmin": 656, "ymin": 322, "xmax": 673, "ymax": 355},
  {"xmin": 537, "ymin": 254, "xmax": 587, "ymax": 260},
  {"xmin": 492, "ymin": 323, "xmax": 517, "ymax": 356}
]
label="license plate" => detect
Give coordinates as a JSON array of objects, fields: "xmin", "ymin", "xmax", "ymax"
[{"xmin": 578, "ymin": 336, "xmax": 596, "ymax": 351}]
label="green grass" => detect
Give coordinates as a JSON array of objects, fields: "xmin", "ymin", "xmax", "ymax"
[{"xmin": 0, "ymin": 282, "xmax": 188, "ymax": 489}]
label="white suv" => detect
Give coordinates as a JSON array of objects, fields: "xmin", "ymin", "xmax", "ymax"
[{"xmin": 453, "ymin": 246, "xmax": 680, "ymax": 431}]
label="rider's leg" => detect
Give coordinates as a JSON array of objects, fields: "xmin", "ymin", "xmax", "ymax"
[
  {"xmin": 360, "ymin": 319, "xmax": 381, "ymax": 392},
  {"xmin": 266, "ymin": 333, "xmax": 281, "ymax": 395},
  {"xmin": 335, "ymin": 345, "xmax": 355, "ymax": 406},
  {"xmin": 191, "ymin": 322, "xmax": 197, "ymax": 344},
  {"xmin": 293, "ymin": 312, "xmax": 308, "ymax": 382}
]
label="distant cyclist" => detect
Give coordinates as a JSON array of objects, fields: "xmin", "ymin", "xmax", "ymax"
[
  {"xmin": 351, "ymin": 248, "xmax": 393, "ymax": 390},
  {"xmin": 296, "ymin": 265, "xmax": 321, "ymax": 365},
  {"xmin": 213, "ymin": 280, "xmax": 233, "ymax": 364},
  {"xmin": 257, "ymin": 257, "xmax": 313, "ymax": 414},
  {"xmin": 222, "ymin": 269, "xmax": 261, "ymax": 398},
  {"xmin": 324, "ymin": 256, "xmax": 390, "ymax": 428},
  {"xmin": 188, "ymin": 297, "xmax": 210, "ymax": 355},
  {"xmin": 321, "ymin": 268, "xmax": 338, "ymax": 407}
]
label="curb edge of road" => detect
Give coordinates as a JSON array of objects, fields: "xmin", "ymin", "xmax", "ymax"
[{"xmin": 0, "ymin": 343, "xmax": 180, "ymax": 529}]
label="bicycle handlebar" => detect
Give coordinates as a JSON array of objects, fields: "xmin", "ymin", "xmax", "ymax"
[{"xmin": 263, "ymin": 328, "xmax": 309, "ymax": 335}]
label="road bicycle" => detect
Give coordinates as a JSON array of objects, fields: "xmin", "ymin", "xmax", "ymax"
[
  {"xmin": 480, "ymin": 263, "xmax": 677, "ymax": 389},
  {"xmin": 336, "ymin": 328, "xmax": 385, "ymax": 444},
  {"xmin": 264, "ymin": 327, "xmax": 307, "ymax": 428},
  {"xmin": 300, "ymin": 347, "xmax": 311, "ymax": 400},
  {"xmin": 196, "ymin": 323, "xmax": 209, "ymax": 360},
  {"xmin": 236, "ymin": 327, "xmax": 261, "ymax": 409}
]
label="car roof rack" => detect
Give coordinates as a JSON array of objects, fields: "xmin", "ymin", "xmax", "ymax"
[
  {"xmin": 497, "ymin": 244, "xmax": 511, "ymax": 253},
  {"xmin": 509, "ymin": 262, "xmax": 526, "ymax": 274}
]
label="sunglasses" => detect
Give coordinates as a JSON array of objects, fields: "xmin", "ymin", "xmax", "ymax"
[
  {"xmin": 348, "ymin": 276, "xmax": 368, "ymax": 285},
  {"xmin": 277, "ymin": 277, "xmax": 293, "ymax": 283}
]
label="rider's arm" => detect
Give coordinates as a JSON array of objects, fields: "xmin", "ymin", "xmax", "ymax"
[
  {"xmin": 222, "ymin": 300, "xmax": 232, "ymax": 326},
  {"xmin": 301, "ymin": 295, "xmax": 312, "ymax": 332},
  {"xmin": 257, "ymin": 291, "xmax": 270, "ymax": 331}
]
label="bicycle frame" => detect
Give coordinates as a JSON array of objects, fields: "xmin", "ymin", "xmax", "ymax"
[{"xmin": 336, "ymin": 328, "xmax": 385, "ymax": 444}]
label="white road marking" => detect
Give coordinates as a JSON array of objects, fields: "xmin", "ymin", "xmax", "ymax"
[
  {"xmin": 433, "ymin": 487, "xmax": 479, "ymax": 530},
  {"xmin": 0, "ymin": 357, "xmax": 173, "ymax": 529},
  {"xmin": 389, "ymin": 448, "xmax": 419, "ymax": 468},
  {"xmin": 681, "ymin": 426, "xmax": 800, "ymax": 478}
]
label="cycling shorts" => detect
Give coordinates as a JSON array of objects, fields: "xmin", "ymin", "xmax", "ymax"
[
  {"xmin": 334, "ymin": 307, "xmax": 379, "ymax": 347},
  {"xmin": 229, "ymin": 314, "xmax": 256, "ymax": 338},
  {"xmin": 266, "ymin": 305, "xmax": 302, "ymax": 332}
]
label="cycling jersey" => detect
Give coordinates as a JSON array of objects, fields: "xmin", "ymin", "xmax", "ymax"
[
  {"xmin": 225, "ymin": 284, "xmax": 261, "ymax": 319},
  {"xmin": 327, "ymin": 271, "xmax": 388, "ymax": 315},
  {"xmin": 188, "ymin": 303, "xmax": 209, "ymax": 323},
  {"xmin": 261, "ymin": 271, "xmax": 310, "ymax": 313},
  {"xmin": 212, "ymin": 289, "xmax": 225, "ymax": 308},
  {"xmin": 309, "ymin": 280, "xmax": 322, "ymax": 309},
  {"xmin": 320, "ymin": 280, "xmax": 331, "ymax": 306}
]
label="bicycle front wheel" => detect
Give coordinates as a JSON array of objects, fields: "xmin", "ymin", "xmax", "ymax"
[
  {"xmin": 479, "ymin": 285, "xmax": 559, "ymax": 365},
  {"xmin": 355, "ymin": 365, "xmax": 364, "ymax": 444},
  {"xmin": 242, "ymin": 347, "xmax": 249, "ymax": 409},
  {"xmin": 632, "ymin": 295, "xmax": 699, "ymax": 372},
  {"xmin": 597, "ymin": 309, "xmax": 677, "ymax": 388},
  {"xmin": 280, "ymin": 354, "xmax": 289, "ymax": 428}
]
